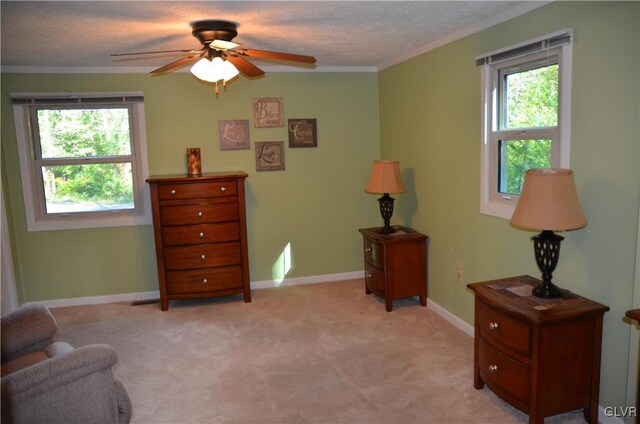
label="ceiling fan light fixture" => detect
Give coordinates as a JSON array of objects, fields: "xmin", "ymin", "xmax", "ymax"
[{"xmin": 190, "ymin": 57, "xmax": 239, "ymax": 83}]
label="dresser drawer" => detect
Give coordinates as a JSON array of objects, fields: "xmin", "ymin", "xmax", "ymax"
[
  {"xmin": 478, "ymin": 335, "xmax": 530, "ymax": 406},
  {"xmin": 162, "ymin": 222, "xmax": 240, "ymax": 246},
  {"xmin": 364, "ymin": 238, "xmax": 384, "ymax": 267},
  {"xmin": 166, "ymin": 266, "xmax": 243, "ymax": 294},
  {"xmin": 160, "ymin": 200, "xmax": 238, "ymax": 225},
  {"xmin": 158, "ymin": 181, "xmax": 237, "ymax": 200},
  {"xmin": 164, "ymin": 242, "xmax": 241, "ymax": 270},
  {"xmin": 478, "ymin": 299, "xmax": 532, "ymax": 357},
  {"xmin": 365, "ymin": 262, "xmax": 385, "ymax": 295}
]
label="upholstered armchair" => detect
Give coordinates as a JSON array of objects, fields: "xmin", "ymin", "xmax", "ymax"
[{"xmin": 1, "ymin": 303, "xmax": 132, "ymax": 423}]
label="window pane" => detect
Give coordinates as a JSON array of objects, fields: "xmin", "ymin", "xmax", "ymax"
[
  {"xmin": 37, "ymin": 108, "xmax": 132, "ymax": 158},
  {"xmin": 42, "ymin": 163, "xmax": 134, "ymax": 213},
  {"xmin": 499, "ymin": 139, "xmax": 551, "ymax": 195},
  {"xmin": 504, "ymin": 64, "xmax": 558, "ymax": 129}
]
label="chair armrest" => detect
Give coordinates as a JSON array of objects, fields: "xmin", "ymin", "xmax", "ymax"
[
  {"xmin": 1, "ymin": 304, "xmax": 58, "ymax": 362},
  {"xmin": 1, "ymin": 344, "xmax": 129, "ymax": 423},
  {"xmin": 1, "ymin": 344, "xmax": 119, "ymax": 402}
]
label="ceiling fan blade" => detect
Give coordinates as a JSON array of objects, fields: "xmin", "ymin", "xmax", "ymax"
[
  {"xmin": 151, "ymin": 53, "xmax": 203, "ymax": 74},
  {"xmin": 236, "ymin": 49, "xmax": 316, "ymax": 64},
  {"xmin": 111, "ymin": 48, "xmax": 203, "ymax": 57},
  {"xmin": 226, "ymin": 55, "xmax": 265, "ymax": 78}
]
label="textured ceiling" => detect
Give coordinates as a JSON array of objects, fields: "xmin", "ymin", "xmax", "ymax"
[{"xmin": 1, "ymin": 1, "xmax": 544, "ymax": 72}]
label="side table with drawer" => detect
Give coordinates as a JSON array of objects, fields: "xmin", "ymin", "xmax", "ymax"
[
  {"xmin": 359, "ymin": 226, "xmax": 429, "ymax": 312},
  {"xmin": 467, "ymin": 275, "xmax": 609, "ymax": 424},
  {"xmin": 147, "ymin": 172, "xmax": 250, "ymax": 311}
]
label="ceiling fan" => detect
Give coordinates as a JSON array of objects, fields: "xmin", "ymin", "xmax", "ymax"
[{"xmin": 111, "ymin": 20, "xmax": 317, "ymax": 92}]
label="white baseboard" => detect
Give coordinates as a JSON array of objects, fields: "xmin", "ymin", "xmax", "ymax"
[
  {"xmin": 40, "ymin": 290, "xmax": 161, "ymax": 309},
  {"xmin": 426, "ymin": 299, "xmax": 475, "ymax": 337},
  {"xmin": 38, "ymin": 270, "xmax": 365, "ymax": 309},
  {"xmin": 250, "ymin": 270, "xmax": 364, "ymax": 290}
]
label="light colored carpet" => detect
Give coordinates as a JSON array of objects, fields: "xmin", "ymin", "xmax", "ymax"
[{"xmin": 51, "ymin": 279, "xmax": 588, "ymax": 423}]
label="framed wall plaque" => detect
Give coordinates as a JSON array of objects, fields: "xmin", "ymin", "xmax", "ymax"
[
  {"xmin": 288, "ymin": 119, "xmax": 317, "ymax": 148},
  {"xmin": 252, "ymin": 97, "xmax": 284, "ymax": 128},
  {"xmin": 218, "ymin": 120, "xmax": 250, "ymax": 150},
  {"xmin": 255, "ymin": 141, "xmax": 285, "ymax": 171}
]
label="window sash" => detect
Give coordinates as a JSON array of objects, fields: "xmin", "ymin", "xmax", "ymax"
[{"xmin": 497, "ymin": 54, "xmax": 560, "ymax": 131}]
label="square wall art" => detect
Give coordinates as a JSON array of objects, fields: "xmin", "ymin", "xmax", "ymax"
[{"xmin": 219, "ymin": 120, "xmax": 250, "ymax": 150}]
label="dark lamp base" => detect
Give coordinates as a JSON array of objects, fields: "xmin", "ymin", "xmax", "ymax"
[
  {"xmin": 377, "ymin": 193, "xmax": 396, "ymax": 235},
  {"xmin": 531, "ymin": 230, "xmax": 565, "ymax": 299},
  {"xmin": 532, "ymin": 281, "xmax": 562, "ymax": 298},
  {"xmin": 380, "ymin": 225, "xmax": 396, "ymax": 234}
]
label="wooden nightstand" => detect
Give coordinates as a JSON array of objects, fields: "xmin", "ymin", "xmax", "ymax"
[
  {"xmin": 468, "ymin": 275, "xmax": 609, "ymax": 424},
  {"xmin": 359, "ymin": 226, "xmax": 428, "ymax": 312}
]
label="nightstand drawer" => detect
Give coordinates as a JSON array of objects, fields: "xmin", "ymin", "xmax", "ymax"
[
  {"xmin": 478, "ymin": 299, "xmax": 532, "ymax": 357},
  {"xmin": 160, "ymin": 200, "xmax": 238, "ymax": 225},
  {"xmin": 479, "ymin": 335, "xmax": 530, "ymax": 407},
  {"xmin": 158, "ymin": 181, "xmax": 237, "ymax": 200},
  {"xmin": 364, "ymin": 238, "xmax": 384, "ymax": 267},
  {"xmin": 365, "ymin": 263, "xmax": 385, "ymax": 295},
  {"xmin": 166, "ymin": 266, "xmax": 243, "ymax": 294},
  {"xmin": 162, "ymin": 222, "xmax": 240, "ymax": 245}
]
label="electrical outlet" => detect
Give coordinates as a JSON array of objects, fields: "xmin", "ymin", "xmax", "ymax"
[{"xmin": 456, "ymin": 266, "xmax": 463, "ymax": 282}]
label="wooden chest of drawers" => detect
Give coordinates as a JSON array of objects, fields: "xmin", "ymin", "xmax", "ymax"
[
  {"xmin": 147, "ymin": 172, "xmax": 250, "ymax": 311},
  {"xmin": 359, "ymin": 226, "xmax": 428, "ymax": 312},
  {"xmin": 468, "ymin": 275, "xmax": 609, "ymax": 424}
]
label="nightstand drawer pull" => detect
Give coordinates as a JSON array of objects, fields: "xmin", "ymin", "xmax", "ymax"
[
  {"xmin": 366, "ymin": 273, "xmax": 372, "ymax": 279},
  {"xmin": 203, "ymin": 278, "xmax": 208, "ymax": 284},
  {"xmin": 200, "ymin": 254, "xmax": 206, "ymax": 260},
  {"xmin": 198, "ymin": 212, "xmax": 203, "ymax": 218},
  {"xmin": 365, "ymin": 247, "xmax": 372, "ymax": 252},
  {"xmin": 489, "ymin": 322, "xmax": 499, "ymax": 330},
  {"xmin": 489, "ymin": 364, "xmax": 498, "ymax": 373},
  {"xmin": 221, "ymin": 187, "xmax": 226, "ymax": 192},
  {"xmin": 199, "ymin": 232, "xmax": 205, "ymax": 239},
  {"xmin": 170, "ymin": 189, "xmax": 176, "ymax": 195}
]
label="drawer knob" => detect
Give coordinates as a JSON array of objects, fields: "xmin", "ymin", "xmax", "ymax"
[
  {"xmin": 366, "ymin": 273, "xmax": 372, "ymax": 279},
  {"xmin": 198, "ymin": 212, "xmax": 203, "ymax": 218},
  {"xmin": 489, "ymin": 364, "xmax": 499, "ymax": 373},
  {"xmin": 170, "ymin": 189, "xmax": 176, "ymax": 195},
  {"xmin": 199, "ymin": 232, "xmax": 205, "ymax": 239},
  {"xmin": 200, "ymin": 254, "xmax": 206, "ymax": 260},
  {"xmin": 489, "ymin": 322, "xmax": 499, "ymax": 330},
  {"xmin": 203, "ymin": 278, "xmax": 208, "ymax": 284},
  {"xmin": 365, "ymin": 247, "xmax": 372, "ymax": 253},
  {"xmin": 221, "ymin": 187, "xmax": 226, "ymax": 192}
]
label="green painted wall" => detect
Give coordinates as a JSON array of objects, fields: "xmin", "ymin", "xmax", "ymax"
[
  {"xmin": 1, "ymin": 72, "xmax": 381, "ymax": 302},
  {"xmin": 379, "ymin": 1, "xmax": 639, "ymax": 409}
]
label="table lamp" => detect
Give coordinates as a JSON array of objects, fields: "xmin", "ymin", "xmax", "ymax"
[
  {"xmin": 510, "ymin": 168, "xmax": 587, "ymax": 298},
  {"xmin": 365, "ymin": 160, "xmax": 406, "ymax": 234}
]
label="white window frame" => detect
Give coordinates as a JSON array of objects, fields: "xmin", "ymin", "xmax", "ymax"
[
  {"xmin": 479, "ymin": 30, "xmax": 573, "ymax": 219},
  {"xmin": 12, "ymin": 92, "xmax": 151, "ymax": 231}
]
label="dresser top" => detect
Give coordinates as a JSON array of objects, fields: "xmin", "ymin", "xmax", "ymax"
[
  {"xmin": 468, "ymin": 275, "xmax": 609, "ymax": 323},
  {"xmin": 146, "ymin": 171, "xmax": 248, "ymax": 183}
]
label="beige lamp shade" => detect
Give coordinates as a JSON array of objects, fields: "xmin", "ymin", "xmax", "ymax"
[
  {"xmin": 510, "ymin": 168, "xmax": 587, "ymax": 231},
  {"xmin": 365, "ymin": 160, "xmax": 406, "ymax": 194}
]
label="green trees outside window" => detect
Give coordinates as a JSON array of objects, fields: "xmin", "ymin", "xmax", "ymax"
[
  {"xmin": 499, "ymin": 63, "xmax": 558, "ymax": 195},
  {"xmin": 36, "ymin": 108, "xmax": 134, "ymax": 213}
]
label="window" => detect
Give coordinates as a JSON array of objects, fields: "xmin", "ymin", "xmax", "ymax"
[
  {"xmin": 12, "ymin": 93, "xmax": 151, "ymax": 231},
  {"xmin": 478, "ymin": 30, "xmax": 573, "ymax": 219}
]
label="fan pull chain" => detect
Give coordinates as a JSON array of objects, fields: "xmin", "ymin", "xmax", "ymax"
[{"xmin": 214, "ymin": 81, "xmax": 219, "ymax": 94}]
